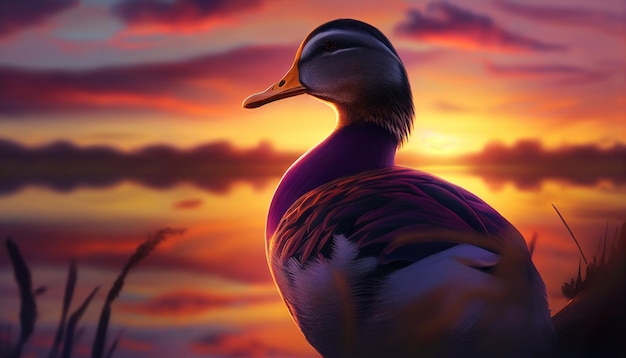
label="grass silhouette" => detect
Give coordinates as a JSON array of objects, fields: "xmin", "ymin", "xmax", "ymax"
[
  {"xmin": 3, "ymin": 218, "xmax": 624, "ymax": 357},
  {"xmin": 2, "ymin": 227, "xmax": 184, "ymax": 358},
  {"xmin": 49, "ymin": 260, "xmax": 77, "ymax": 358},
  {"xmin": 553, "ymin": 205, "xmax": 626, "ymax": 357},
  {"xmin": 4, "ymin": 239, "xmax": 38, "ymax": 358},
  {"xmin": 560, "ymin": 222, "xmax": 624, "ymax": 300}
]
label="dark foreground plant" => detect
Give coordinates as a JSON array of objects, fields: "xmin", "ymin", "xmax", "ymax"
[
  {"xmin": 2, "ymin": 227, "xmax": 184, "ymax": 358},
  {"xmin": 4, "ymin": 238, "xmax": 39, "ymax": 358},
  {"xmin": 552, "ymin": 205, "xmax": 626, "ymax": 357},
  {"xmin": 92, "ymin": 227, "xmax": 184, "ymax": 358}
]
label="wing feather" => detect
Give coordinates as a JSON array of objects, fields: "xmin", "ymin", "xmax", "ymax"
[{"xmin": 271, "ymin": 167, "xmax": 526, "ymax": 267}]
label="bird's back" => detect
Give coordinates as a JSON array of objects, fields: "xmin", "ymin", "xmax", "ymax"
[
  {"xmin": 272, "ymin": 166, "xmax": 526, "ymax": 264},
  {"xmin": 269, "ymin": 166, "xmax": 554, "ymax": 357}
]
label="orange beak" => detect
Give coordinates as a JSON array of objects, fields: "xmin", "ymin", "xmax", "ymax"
[{"xmin": 242, "ymin": 45, "xmax": 307, "ymax": 109}]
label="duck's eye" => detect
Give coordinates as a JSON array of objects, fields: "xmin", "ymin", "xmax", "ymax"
[{"xmin": 323, "ymin": 40, "xmax": 337, "ymax": 52}]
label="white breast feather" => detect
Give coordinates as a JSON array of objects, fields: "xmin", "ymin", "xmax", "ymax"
[{"xmin": 272, "ymin": 236, "xmax": 553, "ymax": 357}]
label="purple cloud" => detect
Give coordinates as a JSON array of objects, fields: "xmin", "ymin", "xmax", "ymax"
[
  {"xmin": 112, "ymin": 0, "xmax": 263, "ymax": 31},
  {"xmin": 0, "ymin": 0, "xmax": 78, "ymax": 37},
  {"xmin": 395, "ymin": 2, "xmax": 565, "ymax": 52},
  {"xmin": 0, "ymin": 44, "xmax": 294, "ymax": 116}
]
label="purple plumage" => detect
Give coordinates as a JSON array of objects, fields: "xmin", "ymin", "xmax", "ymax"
[
  {"xmin": 265, "ymin": 125, "xmax": 551, "ymax": 357},
  {"xmin": 244, "ymin": 18, "xmax": 554, "ymax": 358},
  {"xmin": 266, "ymin": 123, "xmax": 396, "ymax": 240},
  {"xmin": 273, "ymin": 166, "xmax": 523, "ymax": 266}
]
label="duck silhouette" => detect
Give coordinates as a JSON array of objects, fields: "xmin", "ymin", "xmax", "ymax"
[{"xmin": 243, "ymin": 19, "xmax": 554, "ymax": 358}]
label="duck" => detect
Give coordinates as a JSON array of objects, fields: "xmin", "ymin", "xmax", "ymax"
[{"xmin": 243, "ymin": 19, "xmax": 554, "ymax": 358}]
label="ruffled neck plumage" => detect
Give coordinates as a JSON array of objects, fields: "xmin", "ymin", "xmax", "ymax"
[{"xmin": 266, "ymin": 122, "xmax": 397, "ymax": 240}]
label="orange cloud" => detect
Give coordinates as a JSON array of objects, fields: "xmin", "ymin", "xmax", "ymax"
[
  {"xmin": 431, "ymin": 100, "xmax": 471, "ymax": 113},
  {"xmin": 491, "ymin": 87, "xmax": 623, "ymax": 127},
  {"xmin": 64, "ymin": 91, "xmax": 211, "ymax": 116},
  {"xmin": 484, "ymin": 61, "xmax": 608, "ymax": 85},
  {"xmin": 173, "ymin": 199, "xmax": 203, "ymax": 210},
  {"xmin": 1, "ymin": 219, "xmax": 272, "ymax": 284},
  {"xmin": 190, "ymin": 328, "xmax": 315, "ymax": 358}
]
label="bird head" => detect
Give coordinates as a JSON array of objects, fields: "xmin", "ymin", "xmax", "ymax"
[{"xmin": 243, "ymin": 19, "xmax": 414, "ymax": 144}]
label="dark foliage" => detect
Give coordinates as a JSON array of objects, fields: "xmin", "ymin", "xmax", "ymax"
[
  {"xmin": 3, "ymin": 228, "xmax": 180, "ymax": 358},
  {"xmin": 555, "ymin": 223, "xmax": 626, "ymax": 357},
  {"xmin": 4, "ymin": 238, "xmax": 37, "ymax": 358}
]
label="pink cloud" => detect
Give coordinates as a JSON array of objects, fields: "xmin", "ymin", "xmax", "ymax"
[
  {"xmin": 119, "ymin": 289, "xmax": 276, "ymax": 317},
  {"xmin": 112, "ymin": 0, "xmax": 264, "ymax": 34},
  {"xmin": 395, "ymin": 2, "xmax": 565, "ymax": 52},
  {"xmin": 494, "ymin": 1, "xmax": 626, "ymax": 37},
  {"xmin": 484, "ymin": 62, "xmax": 608, "ymax": 85},
  {"xmin": 0, "ymin": 222, "xmax": 274, "ymax": 284},
  {"xmin": 0, "ymin": 0, "xmax": 78, "ymax": 37},
  {"xmin": 0, "ymin": 44, "xmax": 294, "ymax": 116}
]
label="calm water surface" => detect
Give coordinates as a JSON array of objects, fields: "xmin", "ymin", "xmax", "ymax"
[{"xmin": 1, "ymin": 167, "xmax": 624, "ymax": 357}]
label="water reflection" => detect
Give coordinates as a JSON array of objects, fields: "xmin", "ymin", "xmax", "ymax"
[
  {"xmin": 2, "ymin": 139, "xmax": 624, "ymax": 196},
  {"xmin": 1, "ymin": 164, "xmax": 624, "ymax": 357},
  {"xmin": 0, "ymin": 139, "xmax": 296, "ymax": 195}
]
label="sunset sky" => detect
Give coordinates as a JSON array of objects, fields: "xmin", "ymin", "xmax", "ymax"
[
  {"xmin": 0, "ymin": 0, "xmax": 624, "ymax": 154},
  {"xmin": 0, "ymin": 1, "xmax": 625, "ymax": 357}
]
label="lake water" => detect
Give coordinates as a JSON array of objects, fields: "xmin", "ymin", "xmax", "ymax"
[{"xmin": 1, "ymin": 165, "xmax": 624, "ymax": 357}]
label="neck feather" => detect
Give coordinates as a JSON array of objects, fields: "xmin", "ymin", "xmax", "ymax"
[{"xmin": 266, "ymin": 123, "xmax": 397, "ymax": 239}]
